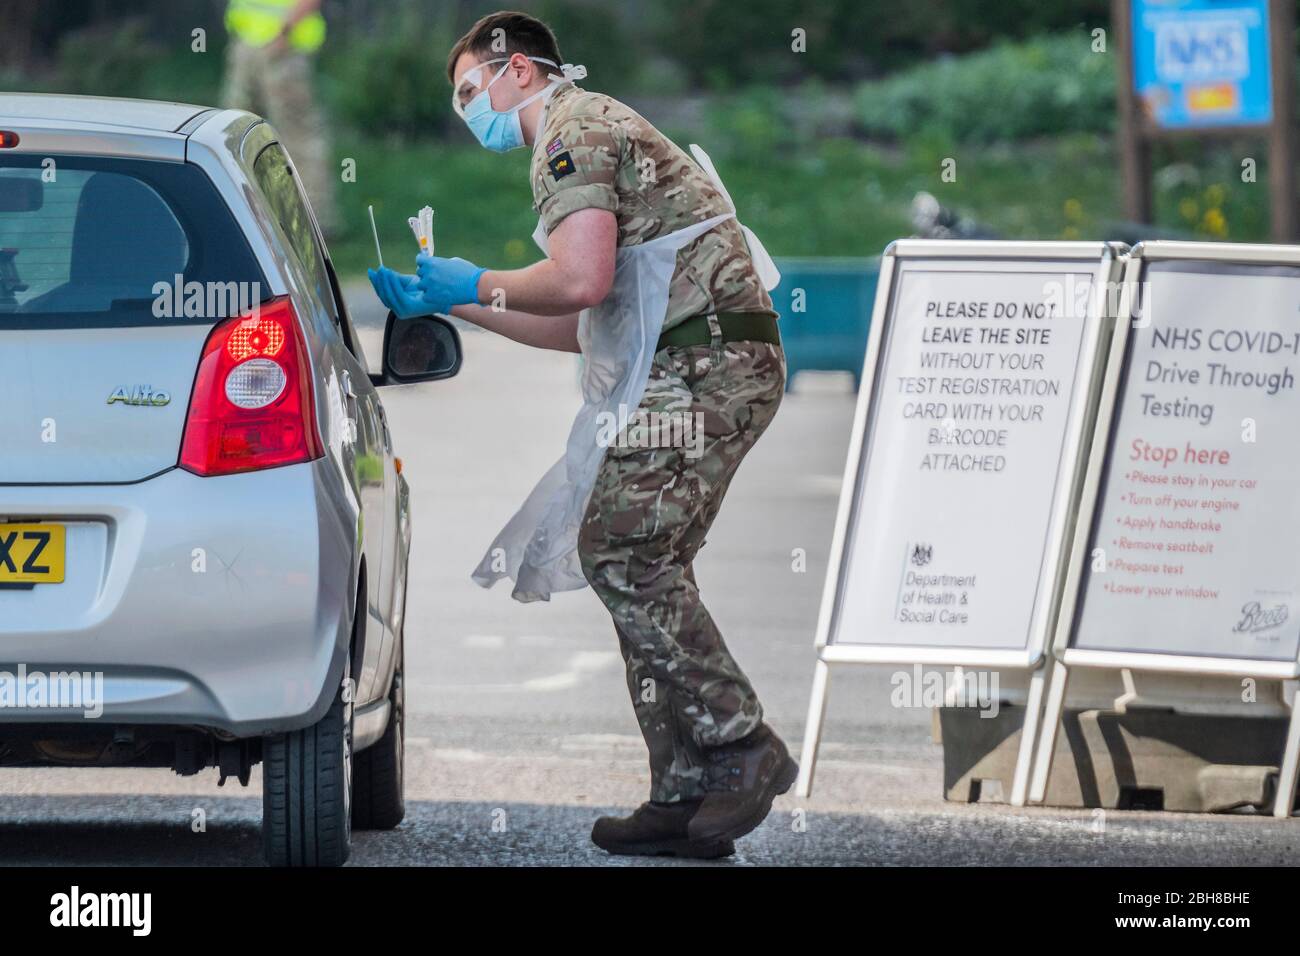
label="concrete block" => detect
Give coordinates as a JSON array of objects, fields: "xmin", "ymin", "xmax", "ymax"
[{"xmin": 941, "ymin": 704, "xmax": 1288, "ymax": 812}]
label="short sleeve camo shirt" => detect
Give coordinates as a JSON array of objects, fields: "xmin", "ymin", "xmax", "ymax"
[{"xmin": 530, "ymin": 83, "xmax": 776, "ymax": 331}]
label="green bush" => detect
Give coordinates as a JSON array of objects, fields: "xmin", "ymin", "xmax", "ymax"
[
  {"xmin": 703, "ymin": 86, "xmax": 792, "ymax": 158},
  {"xmin": 322, "ymin": 15, "xmax": 456, "ymax": 140},
  {"xmin": 854, "ymin": 33, "xmax": 1116, "ymax": 144},
  {"xmin": 530, "ymin": 0, "xmax": 637, "ymax": 98},
  {"xmin": 656, "ymin": 0, "xmax": 1108, "ymax": 87},
  {"xmin": 1150, "ymin": 150, "xmax": 1268, "ymax": 241},
  {"xmin": 321, "ymin": 0, "xmax": 636, "ymax": 140},
  {"xmin": 54, "ymin": 19, "xmax": 159, "ymax": 98},
  {"xmin": 47, "ymin": 16, "xmax": 224, "ymax": 105}
]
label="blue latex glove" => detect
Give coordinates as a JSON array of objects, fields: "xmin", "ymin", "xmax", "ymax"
[
  {"xmin": 367, "ymin": 266, "xmax": 427, "ymax": 320},
  {"xmin": 415, "ymin": 254, "xmax": 486, "ymax": 315}
]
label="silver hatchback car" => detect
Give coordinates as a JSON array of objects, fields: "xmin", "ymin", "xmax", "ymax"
[{"xmin": 0, "ymin": 94, "xmax": 462, "ymax": 866}]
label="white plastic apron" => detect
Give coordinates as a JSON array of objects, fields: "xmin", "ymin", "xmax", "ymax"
[{"xmin": 472, "ymin": 145, "xmax": 779, "ymax": 602}]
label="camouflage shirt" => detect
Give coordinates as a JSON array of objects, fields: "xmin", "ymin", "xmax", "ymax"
[{"xmin": 530, "ymin": 83, "xmax": 776, "ymax": 330}]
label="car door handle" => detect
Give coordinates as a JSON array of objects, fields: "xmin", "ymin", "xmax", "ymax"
[{"xmin": 339, "ymin": 370, "xmax": 362, "ymax": 445}]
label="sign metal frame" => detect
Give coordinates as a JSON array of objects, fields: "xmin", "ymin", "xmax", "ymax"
[{"xmin": 797, "ymin": 239, "xmax": 1128, "ymax": 805}]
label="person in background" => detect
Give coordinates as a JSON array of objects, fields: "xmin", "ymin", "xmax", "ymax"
[{"xmin": 221, "ymin": 0, "xmax": 336, "ymax": 234}]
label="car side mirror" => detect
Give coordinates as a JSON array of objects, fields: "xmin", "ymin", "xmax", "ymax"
[{"xmin": 375, "ymin": 312, "xmax": 463, "ymax": 386}]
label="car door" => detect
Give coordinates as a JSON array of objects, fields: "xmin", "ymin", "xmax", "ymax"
[
  {"xmin": 249, "ymin": 142, "xmax": 391, "ymax": 704},
  {"xmin": 319, "ymin": 250, "xmax": 402, "ymax": 692}
]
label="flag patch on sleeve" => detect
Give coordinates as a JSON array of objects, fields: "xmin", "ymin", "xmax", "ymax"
[
  {"xmin": 546, "ymin": 137, "xmax": 565, "ymax": 157},
  {"xmin": 548, "ymin": 151, "xmax": 576, "ymax": 180}
]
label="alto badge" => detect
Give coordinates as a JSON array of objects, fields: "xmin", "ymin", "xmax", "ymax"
[{"xmin": 107, "ymin": 385, "xmax": 171, "ymax": 407}]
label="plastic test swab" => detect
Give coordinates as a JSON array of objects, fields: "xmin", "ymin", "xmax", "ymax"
[
  {"xmin": 406, "ymin": 207, "xmax": 436, "ymax": 256},
  {"xmin": 368, "ymin": 204, "xmax": 383, "ymax": 268},
  {"xmin": 420, "ymin": 206, "xmax": 435, "ymax": 256}
]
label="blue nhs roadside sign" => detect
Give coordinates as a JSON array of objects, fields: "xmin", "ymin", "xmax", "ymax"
[{"xmin": 1132, "ymin": 0, "xmax": 1273, "ymax": 128}]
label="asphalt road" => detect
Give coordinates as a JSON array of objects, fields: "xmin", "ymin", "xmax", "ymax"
[{"xmin": 1, "ymin": 288, "xmax": 1298, "ymax": 866}]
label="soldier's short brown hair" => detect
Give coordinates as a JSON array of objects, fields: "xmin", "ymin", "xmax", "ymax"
[{"xmin": 446, "ymin": 11, "xmax": 564, "ymax": 85}]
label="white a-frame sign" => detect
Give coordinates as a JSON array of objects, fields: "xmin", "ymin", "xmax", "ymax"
[
  {"xmin": 1029, "ymin": 242, "xmax": 1300, "ymax": 816},
  {"xmin": 797, "ymin": 240, "xmax": 1126, "ymax": 806}
]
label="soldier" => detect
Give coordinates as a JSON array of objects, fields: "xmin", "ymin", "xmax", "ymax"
[
  {"xmin": 369, "ymin": 10, "xmax": 797, "ymax": 859},
  {"xmin": 220, "ymin": 0, "xmax": 336, "ymax": 234}
]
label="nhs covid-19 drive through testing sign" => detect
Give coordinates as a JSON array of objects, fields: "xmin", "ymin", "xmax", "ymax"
[{"xmin": 1132, "ymin": 0, "xmax": 1273, "ymax": 129}]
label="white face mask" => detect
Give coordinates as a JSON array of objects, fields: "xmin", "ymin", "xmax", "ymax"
[{"xmin": 452, "ymin": 58, "xmax": 587, "ymax": 153}]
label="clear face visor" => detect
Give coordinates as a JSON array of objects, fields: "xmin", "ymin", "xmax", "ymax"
[{"xmin": 451, "ymin": 56, "xmax": 562, "ymax": 118}]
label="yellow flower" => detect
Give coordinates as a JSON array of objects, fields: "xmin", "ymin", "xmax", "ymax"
[
  {"xmin": 1178, "ymin": 197, "xmax": 1199, "ymax": 223},
  {"xmin": 1064, "ymin": 198, "xmax": 1083, "ymax": 221},
  {"xmin": 1202, "ymin": 207, "xmax": 1227, "ymax": 237},
  {"xmin": 1204, "ymin": 184, "xmax": 1226, "ymax": 206}
]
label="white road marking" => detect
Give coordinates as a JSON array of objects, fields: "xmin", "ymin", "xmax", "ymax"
[
  {"xmin": 521, "ymin": 651, "xmax": 621, "ymax": 692},
  {"xmin": 517, "ymin": 634, "xmax": 564, "ymax": 647},
  {"xmin": 427, "ymin": 748, "xmax": 490, "ymax": 762},
  {"xmin": 558, "ymin": 734, "xmax": 646, "ymax": 750},
  {"xmin": 462, "ymin": 634, "xmax": 507, "ymax": 649}
]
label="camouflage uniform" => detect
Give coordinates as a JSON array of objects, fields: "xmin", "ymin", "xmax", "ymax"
[
  {"xmin": 531, "ymin": 84, "xmax": 777, "ymax": 330},
  {"xmin": 532, "ymin": 83, "xmax": 785, "ymax": 803},
  {"xmin": 220, "ymin": 40, "xmax": 337, "ymax": 234}
]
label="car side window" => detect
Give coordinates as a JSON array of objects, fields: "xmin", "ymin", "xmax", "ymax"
[{"xmin": 252, "ymin": 144, "xmax": 338, "ymax": 326}]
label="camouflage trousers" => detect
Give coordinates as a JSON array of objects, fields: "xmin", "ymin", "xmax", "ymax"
[
  {"xmin": 578, "ymin": 336, "xmax": 785, "ymax": 803},
  {"xmin": 220, "ymin": 40, "xmax": 337, "ymax": 234}
]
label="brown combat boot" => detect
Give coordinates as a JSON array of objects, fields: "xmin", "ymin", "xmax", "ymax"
[
  {"xmin": 687, "ymin": 723, "xmax": 799, "ymax": 844},
  {"xmin": 591, "ymin": 801, "xmax": 735, "ymax": 859}
]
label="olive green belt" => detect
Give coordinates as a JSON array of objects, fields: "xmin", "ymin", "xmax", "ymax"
[{"xmin": 656, "ymin": 312, "xmax": 781, "ymax": 351}]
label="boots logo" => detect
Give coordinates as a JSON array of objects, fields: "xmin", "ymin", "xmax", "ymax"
[
  {"xmin": 107, "ymin": 385, "xmax": 171, "ymax": 408},
  {"xmin": 1232, "ymin": 601, "xmax": 1289, "ymax": 634}
]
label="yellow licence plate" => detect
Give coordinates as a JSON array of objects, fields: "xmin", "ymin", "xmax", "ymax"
[{"xmin": 0, "ymin": 523, "xmax": 65, "ymax": 585}]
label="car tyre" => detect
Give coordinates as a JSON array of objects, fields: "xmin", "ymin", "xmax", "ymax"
[
  {"xmin": 262, "ymin": 661, "xmax": 354, "ymax": 867},
  {"xmin": 352, "ymin": 658, "xmax": 405, "ymax": 831}
]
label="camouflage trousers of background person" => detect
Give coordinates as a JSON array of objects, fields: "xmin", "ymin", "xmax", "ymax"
[
  {"xmin": 579, "ymin": 335, "xmax": 786, "ymax": 803},
  {"xmin": 220, "ymin": 40, "xmax": 337, "ymax": 234}
]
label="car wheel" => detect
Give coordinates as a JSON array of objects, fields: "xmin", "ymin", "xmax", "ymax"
[
  {"xmin": 353, "ymin": 650, "xmax": 405, "ymax": 830},
  {"xmin": 262, "ymin": 657, "xmax": 354, "ymax": 867}
]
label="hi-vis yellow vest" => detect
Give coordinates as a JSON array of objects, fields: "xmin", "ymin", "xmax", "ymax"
[{"xmin": 226, "ymin": 0, "xmax": 325, "ymax": 52}]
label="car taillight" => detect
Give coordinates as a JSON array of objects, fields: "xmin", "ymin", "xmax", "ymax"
[{"xmin": 179, "ymin": 296, "xmax": 323, "ymax": 476}]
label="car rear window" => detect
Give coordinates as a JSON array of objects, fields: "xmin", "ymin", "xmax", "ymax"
[{"xmin": 0, "ymin": 155, "xmax": 266, "ymax": 328}]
